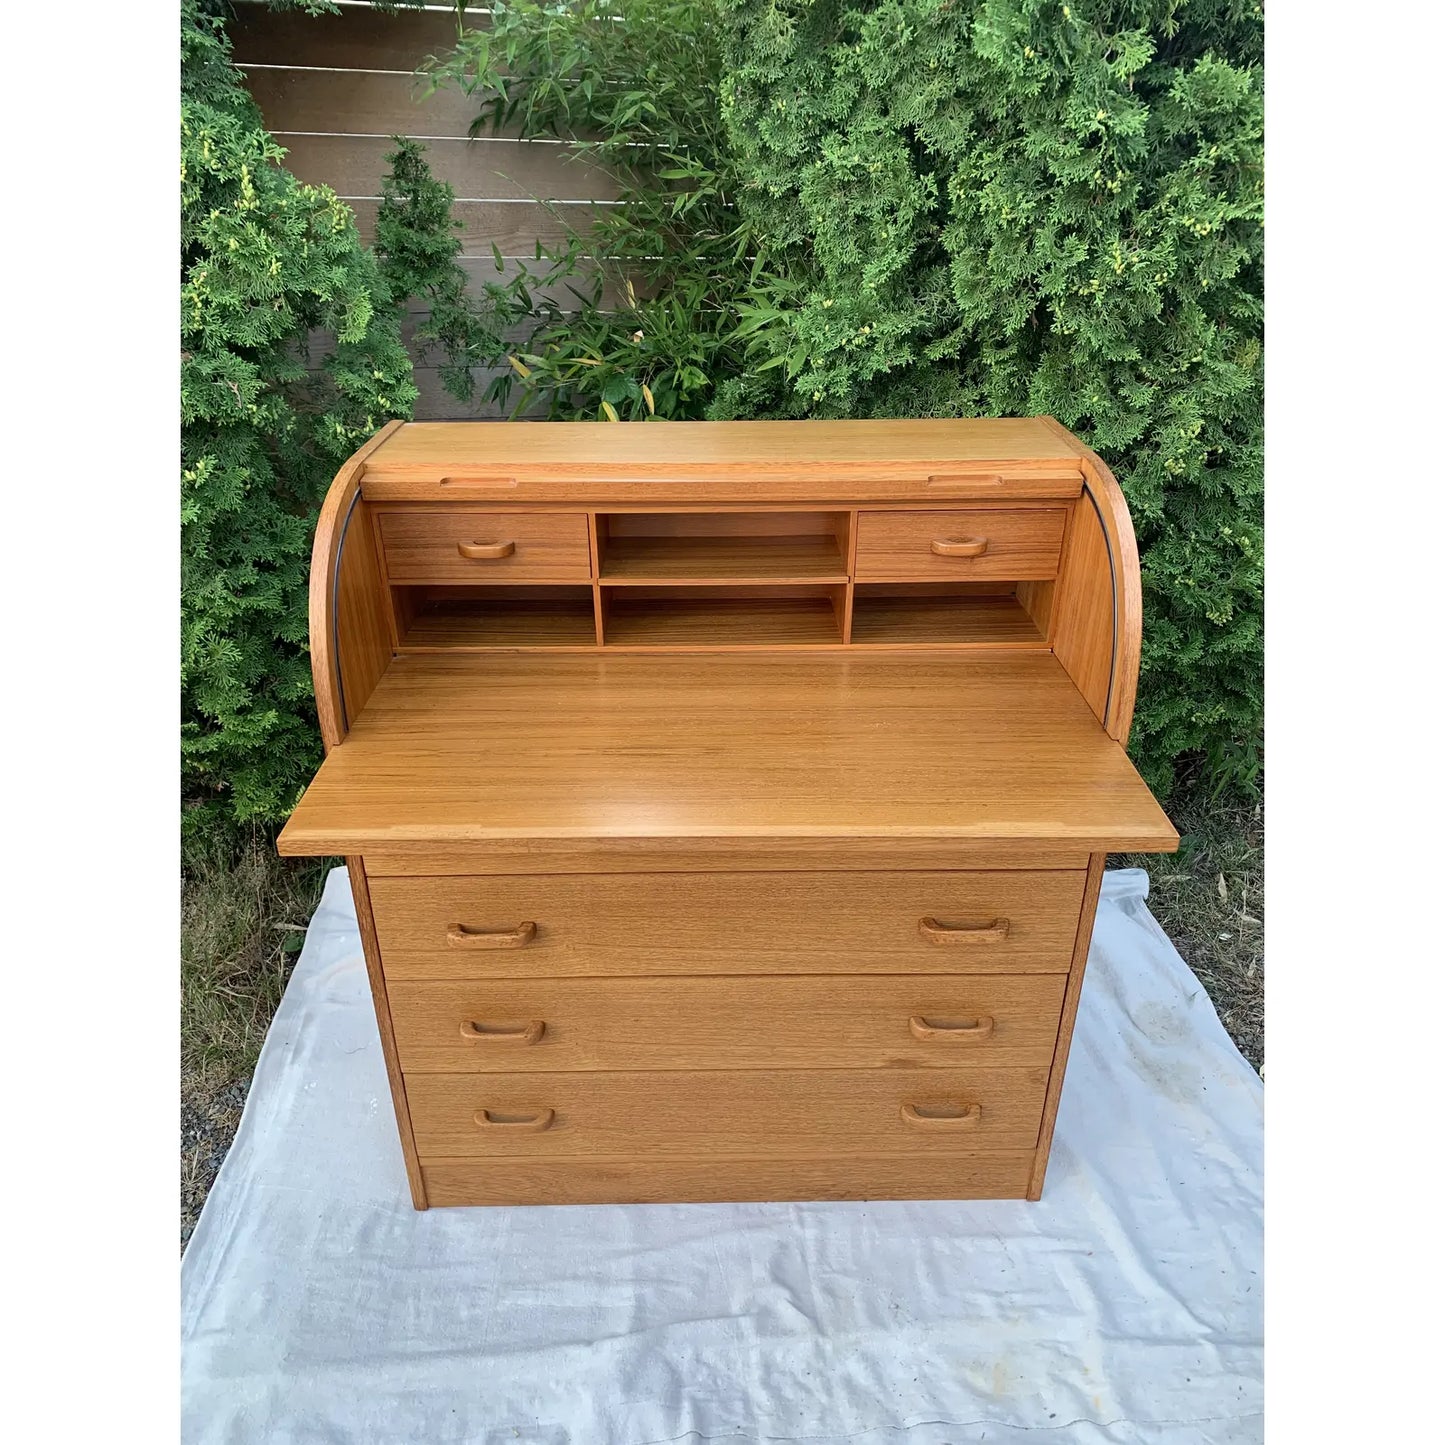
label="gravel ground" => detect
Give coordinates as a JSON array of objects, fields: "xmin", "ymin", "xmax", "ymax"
[{"xmin": 181, "ymin": 1074, "xmax": 251, "ymax": 1252}]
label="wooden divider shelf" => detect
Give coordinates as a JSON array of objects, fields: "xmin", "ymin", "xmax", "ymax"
[{"xmin": 602, "ymin": 586, "xmax": 845, "ymax": 647}]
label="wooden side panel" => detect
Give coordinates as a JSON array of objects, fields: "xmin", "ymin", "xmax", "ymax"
[
  {"xmin": 308, "ymin": 421, "xmax": 404, "ymax": 749},
  {"xmin": 422, "ymin": 1152, "xmax": 1037, "ymax": 1206},
  {"xmin": 347, "ymin": 857, "xmax": 428, "ymax": 1211},
  {"xmin": 1050, "ymin": 496, "xmax": 1115, "ymax": 727},
  {"xmin": 1038, "ymin": 417, "xmax": 1143, "ymax": 744},
  {"xmin": 1027, "ymin": 853, "xmax": 1106, "ymax": 1199}
]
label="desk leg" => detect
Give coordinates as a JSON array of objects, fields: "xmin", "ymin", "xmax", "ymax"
[
  {"xmin": 1028, "ymin": 853, "xmax": 1105, "ymax": 1200},
  {"xmin": 346, "ymin": 856, "xmax": 429, "ymax": 1211}
]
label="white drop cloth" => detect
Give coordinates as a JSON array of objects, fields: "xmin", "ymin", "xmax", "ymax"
[{"xmin": 181, "ymin": 867, "xmax": 1262, "ymax": 1445}]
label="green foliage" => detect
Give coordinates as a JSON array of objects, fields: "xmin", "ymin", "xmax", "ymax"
[
  {"xmin": 424, "ymin": 0, "xmax": 761, "ymax": 419},
  {"xmin": 181, "ymin": 0, "xmax": 416, "ymax": 832},
  {"xmin": 430, "ymin": 0, "xmax": 1262, "ymax": 795},
  {"xmin": 375, "ymin": 136, "xmax": 512, "ymax": 402}
]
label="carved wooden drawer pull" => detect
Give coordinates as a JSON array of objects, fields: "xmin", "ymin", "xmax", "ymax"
[
  {"xmin": 900, "ymin": 1102, "xmax": 983, "ymax": 1130},
  {"xmin": 459, "ymin": 1019, "xmax": 546, "ymax": 1045},
  {"xmin": 446, "ymin": 921, "xmax": 537, "ymax": 949},
  {"xmin": 917, "ymin": 916, "xmax": 1010, "ymax": 944},
  {"xmin": 908, "ymin": 1014, "xmax": 996, "ymax": 1042},
  {"xmin": 930, "ymin": 536, "xmax": 989, "ymax": 558},
  {"xmin": 474, "ymin": 1107, "xmax": 555, "ymax": 1132},
  {"xmin": 457, "ymin": 539, "xmax": 517, "ymax": 560}
]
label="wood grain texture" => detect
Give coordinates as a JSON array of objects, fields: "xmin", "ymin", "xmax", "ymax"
[
  {"xmin": 307, "ymin": 420, "xmax": 405, "ymax": 749},
  {"xmin": 399, "ymin": 592, "xmax": 598, "ymax": 649},
  {"xmin": 1037, "ymin": 417, "xmax": 1143, "ymax": 743},
  {"xmin": 347, "ymin": 858, "xmax": 428, "ymax": 1210},
  {"xmin": 276, "ymin": 651, "xmax": 1178, "ymax": 855},
  {"xmin": 243, "ymin": 65, "xmax": 488, "ymax": 138},
  {"xmin": 275, "ymin": 132, "xmax": 619, "ymax": 204},
  {"xmin": 230, "ymin": 2, "xmax": 486, "ymax": 69},
  {"xmin": 361, "ymin": 841, "xmax": 1096, "ymax": 875},
  {"xmin": 849, "ymin": 590, "xmax": 1046, "ymax": 647},
  {"xmin": 367, "ymin": 870, "xmax": 1087, "ymax": 979},
  {"xmin": 377, "ymin": 508, "xmax": 592, "ymax": 582},
  {"xmin": 855, "ymin": 509, "xmax": 1067, "ymax": 582},
  {"xmin": 420, "ymin": 1151, "xmax": 1038, "ymax": 1206},
  {"xmin": 358, "ymin": 419, "xmax": 1086, "ymax": 498},
  {"xmin": 598, "ymin": 533, "xmax": 848, "ymax": 584},
  {"xmin": 1028, "ymin": 853, "xmax": 1107, "ymax": 1200},
  {"xmin": 406, "ymin": 1066, "xmax": 1049, "ymax": 1157},
  {"xmin": 388, "ymin": 973, "xmax": 1067, "ymax": 1072},
  {"xmin": 601, "ymin": 591, "xmax": 844, "ymax": 647}
]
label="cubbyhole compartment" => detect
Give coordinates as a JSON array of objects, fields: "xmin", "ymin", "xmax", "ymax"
[
  {"xmin": 597, "ymin": 512, "xmax": 849, "ymax": 583},
  {"xmin": 850, "ymin": 582, "xmax": 1052, "ymax": 647},
  {"xmin": 602, "ymin": 585, "xmax": 847, "ymax": 647},
  {"xmin": 394, "ymin": 585, "xmax": 598, "ymax": 649}
]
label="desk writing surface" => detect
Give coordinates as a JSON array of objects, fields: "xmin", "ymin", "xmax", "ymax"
[{"xmin": 278, "ymin": 652, "xmax": 1178, "ymax": 855}]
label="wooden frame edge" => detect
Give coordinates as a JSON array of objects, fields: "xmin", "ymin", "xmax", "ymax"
[
  {"xmin": 309, "ymin": 419, "xmax": 407, "ymax": 752},
  {"xmin": 1035, "ymin": 417, "xmax": 1142, "ymax": 745},
  {"xmin": 347, "ymin": 855, "xmax": 429, "ymax": 1210},
  {"xmin": 1027, "ymin": 852, "xmax": 1106, "ymax": 1199}
]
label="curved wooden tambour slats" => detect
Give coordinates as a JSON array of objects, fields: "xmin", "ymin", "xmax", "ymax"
[
  {"xmin": 308, "ymin": 419, "xmax": 406, "ymax": 750},
  {"xmin": 1037, "ymin": 417, "xmax": 1143, "ymax": 745}
]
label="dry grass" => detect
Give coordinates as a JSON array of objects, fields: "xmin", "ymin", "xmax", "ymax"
[
  {"xmin": 180, "ymin": 835, "xmax": 331, "ymax": 1249},
  {"xmin": 1116, "ymin": 792, "xmax": 1264, "ymax": 1072}
]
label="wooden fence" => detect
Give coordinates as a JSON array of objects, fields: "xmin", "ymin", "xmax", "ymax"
[{"xmin": 231, "ymin": 0, "xmax": 620, "ymax": 417}]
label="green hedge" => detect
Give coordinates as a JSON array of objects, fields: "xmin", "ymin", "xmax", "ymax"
[{"xmin": 180, "ymin": 1, "xmax": 415, "ymax": 836}]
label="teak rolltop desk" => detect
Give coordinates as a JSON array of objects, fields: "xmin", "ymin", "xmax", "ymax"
[{"xmin": 278, "ymin": 418, "xmax": 1178, "ymax": 1209}]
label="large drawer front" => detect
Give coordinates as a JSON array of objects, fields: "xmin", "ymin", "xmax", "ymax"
[
  {"xmin": 407, "ymin": 1066, "xmax": 1049, "ymax": 1157},
  {"xmin": 368, "ymin": 870, "xmax": 1086, "ymax": 979},
  {"xmin": 854, "ymin": 509, "xmax": 1066, "ymax": 581},
  {"xmin": 389, "ymin": 973, "xmax": 1067, "ymax": 1073},
  {"xmin": 377, "ymin": 508, "xmax": 591, "ymax": 582}
]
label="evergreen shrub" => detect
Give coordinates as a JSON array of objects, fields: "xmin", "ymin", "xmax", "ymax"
[{"xmin": 180, "ymin": 1, "xmax": 415, "ymax": 836}]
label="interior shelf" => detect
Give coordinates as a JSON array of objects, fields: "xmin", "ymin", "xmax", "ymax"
[
  {"xmin": 397, "ymin": 587, "xmax": 596, "ymax": 649},
  {"xmin": 851, "ymin": 585, "xmax": 1047, "ymax": 646},
  {"xmin": 604, "ymin": 587, "xmax": 845, "ymax": 647},
  {"xmin": 600, "ymin": 533, "xmax": 847, "ymax": 583},
  {"xmin": 598, "ymin": 511, "xmax": 848, "ymax": 584}
]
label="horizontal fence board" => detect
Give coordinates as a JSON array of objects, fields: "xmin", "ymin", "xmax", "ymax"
[
  {"xmin": 276, "ymin": 132, "xmax": 618, "ymax": 204},
  {"xmin": 230, "ymin": 1, "xmax": 485, "ymax": 70},
  {"xmin": 348, "ymin": 197, "xmax": 596, "ymax": 255},
  {"xmin": 243, "ymin": 65, "xmax": 493, "ymax": 138}
]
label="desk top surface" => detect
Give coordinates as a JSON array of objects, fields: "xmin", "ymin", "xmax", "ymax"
[
  {"xmin": 278, "ymin": 652, "xmax": 1177, "ymax": 857},
  {"xmin": 363, "ymin": 418, "xmax": 1082, "ymax": 472}
]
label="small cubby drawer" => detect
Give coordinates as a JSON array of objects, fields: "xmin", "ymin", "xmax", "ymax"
[
  {"xmin": 854, "ymin": 509, "xmax": 1067, "ymax": 581},
  {"xmin": 377, "ymin": 509, "xmax": 591, "ymax": 582},
  {"xmin": 406, "ymin": 1066, "xmax": 1050, "ymax": 1157},
  {"xmin": 388, "ymin": 973, "xmax": 1068, "ymax": 1073},
  {"xmin": 367, "ymin": 870, "xmax": 1086, "ymax": 979}
]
